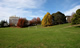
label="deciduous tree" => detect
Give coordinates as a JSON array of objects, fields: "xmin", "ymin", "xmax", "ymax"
[
  {"xmin": 71, "ymin": 9, "xmax": 80, "ymax": 24},
  {"xmin": 37, "ymin": 17, "xmax": 41, "ymax": 24},
  {"xmin": 0, "ymin": 20, "xmax": 8, "ymax": 27},
  {"xmin": 41, "ymin": 12, "xmax": 53, "ymax": 27},
  {"xmin": 17, "ymin": 18, "xmax": 28, "ymax": 28}
]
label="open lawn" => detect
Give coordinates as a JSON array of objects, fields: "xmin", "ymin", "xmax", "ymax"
[{"xmin": 0, "ymin": 23, "xmax": 80, "ymax": 48}]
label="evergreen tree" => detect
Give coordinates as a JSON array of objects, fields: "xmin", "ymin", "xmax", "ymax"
[{"xmin": 52, "ymin": 11, "xmax": 66, "ymax": 24}]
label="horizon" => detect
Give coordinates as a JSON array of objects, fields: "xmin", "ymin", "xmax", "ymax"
[{"xmin": 0, "ymin": 0, "xmax": 80, "ymax": 21}]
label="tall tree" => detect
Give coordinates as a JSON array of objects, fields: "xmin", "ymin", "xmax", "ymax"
[
  {"xmin": 41, "ymin": 12, "xmax": 53, "ymax": 27},
  {"xmin": 37, "ymin": 17, "xmax": 41, "ymax": 24},
  {"xmin": 71, "ymin": 9, "xmax": 80, "ymax": 24},
  {"xmin": 52, "ymin": 11, "xmax": 66, "ymax": 24},
  {"xmin": 76, "ymin": 9, "xmax": 80, "ymax": 15},
  {"xmin": 47, "ymin": 15, "xmax": 53, "ymax": 25},
  {"xmin": 32, "ymin": 18, "xmax": 37, "ymax": 25},
  {"xmin": 41, "ymin": 12, "xmax": 50, "ymax": 27}
]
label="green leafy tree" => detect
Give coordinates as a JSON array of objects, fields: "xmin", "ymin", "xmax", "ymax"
[
  {"xmin": 71, "ymin": 9, "xmax": 80, "ymax": 24},
  {"xmin": 52, "ymin": 11, "xmax": 66, "ymax": 24},
  {"xmin": 76, "ymin": 9, "xmax": 80, "ymax": 15},
  {"xmin": 0, "ymin": 20, "xmax": 8, "ymax": 27}
]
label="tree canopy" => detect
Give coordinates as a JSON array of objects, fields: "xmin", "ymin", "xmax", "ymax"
[
  {"xmin": 71, "ymin": 9, "xmax": 80, "ymax": 25},
  {"xmin": 52, "ymin": 11, "xmax": 66, "ymax": 24},
  {"xmin": 41, "ymin": 12, "xmax": 53, "ymax": 27}
]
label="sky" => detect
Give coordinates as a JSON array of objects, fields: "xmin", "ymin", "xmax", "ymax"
[{"xmin": 0, "ymin": 0, "xmax": 80, "ymax": 21}]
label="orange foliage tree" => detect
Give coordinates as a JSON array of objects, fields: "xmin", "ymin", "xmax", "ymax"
[
  {"xmin": 37, "ymin": 17, "xmax": 41, "ymax": 24},
  {"xmin": 17, "ymin": 18, "xmax": 28, "ymax": 28}
]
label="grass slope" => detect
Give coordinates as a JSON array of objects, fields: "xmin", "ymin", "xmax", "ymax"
[{"xmin": 0, "ymin": 23, "xmax": 80, "ymax": 48}]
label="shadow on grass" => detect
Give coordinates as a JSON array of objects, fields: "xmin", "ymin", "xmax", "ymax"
[
  {"xmin": 0, "ymin": 27, "xmax": 10, "ymax": 28},
  {"xmin": 75, "ymin": 26, "xmax": 80, "ymax": 28}
]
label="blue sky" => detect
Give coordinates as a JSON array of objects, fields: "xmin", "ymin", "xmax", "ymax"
[{"xmin": 0, "ymin": 0, "xmax": 80, "ymax": 21}]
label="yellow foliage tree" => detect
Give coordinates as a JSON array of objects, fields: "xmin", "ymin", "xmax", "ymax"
[
  {"xmin": 41, "ymin": 12, "xmax": 53, "ymax": 27},
  {"xmin": 47, "ymin": 15, "xmax": 53, "ymax": 25}
]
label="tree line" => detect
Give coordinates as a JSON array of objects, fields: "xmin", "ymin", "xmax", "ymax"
[
  {"xmin": 17, "ymin": 17, "xmax": 41, "ymax": 28},
  {"xmin": 0, "ymin": 9, "xmax": 80, "ymax": 28},
  {"xmin": 41, "ymin": 11, "xmax": 66, "ymax": 27}
]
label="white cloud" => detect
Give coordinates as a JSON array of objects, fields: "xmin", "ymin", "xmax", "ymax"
[
  {"xmin": 29, "ymin": 15, "xmax": 43, "ymax": 18},
  {"xmin": 64, "ymin": 5, "xmax": 80, "ymax": 16},
  {"xmin": 0, "ymin": 0, "xmax": 46, "ymax": 21},
  {"xmin": 71, "ymin": 1, "xmax": 80, "ymax": 8},
  {"xmin": 0, "ymin": 0, "xmax": 46, "ymax": 9}
]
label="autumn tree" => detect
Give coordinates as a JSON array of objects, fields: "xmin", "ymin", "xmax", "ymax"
[
  {"xmin": 17, "ymin": 18, "xmax": 28, "ymax": 28},
  {"xmin": 29, "ymin": 20, "xmax": 33, "ymax": 25},
  {"xmin": 41, "ymin": 12, "xmax": 53, "ymax": 27},
  {"xmin": 37, "ymin": 17, "xmax": 41, "ymax": 24},
  {"xmin": 47, "ymin": 15, "xmax": 53, "ymax": 25},
  {"xmin": 52, "ymin": 11, "xmax": 66, "ymax": 24},
  {"xmin": 32, "ymin": 18, "xmax": 37, "ymax": 25}
]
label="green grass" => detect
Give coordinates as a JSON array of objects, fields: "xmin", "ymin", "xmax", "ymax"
[{"xmin": 0, "ymin": 23, "xmax": 80, "ymax": 48}]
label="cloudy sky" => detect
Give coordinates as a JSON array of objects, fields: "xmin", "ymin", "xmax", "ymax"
[{"xmin": 0, "ymin": 0, "xmax": 80, "ymax": 21}]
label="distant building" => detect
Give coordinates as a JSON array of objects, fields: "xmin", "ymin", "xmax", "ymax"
[
  {"xmin": 9, "ymin": 16, "xmax": 20, "ymax": 26},
  {"xmin": 65, "ymin": 16, "xmax": 71, "ymax": 23}
]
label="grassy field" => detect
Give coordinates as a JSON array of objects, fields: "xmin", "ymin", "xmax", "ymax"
[{"xmin": 0, "ymin": 23, "xmax": 80, "ymax": 48}]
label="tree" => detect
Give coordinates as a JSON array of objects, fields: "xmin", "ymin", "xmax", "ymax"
[
  {"xmin": 47, "ymin": 15, "xmax": 53, "ymax": 25},
  {"xmin": 41, "ymin": 12, "xmax": 50, "ymax": 27},
  {"xmin": 71, "ymin": 9, "xmax": 80, "ymax": 25},
  {"xmin": 71, "ymin": 13, "xmax": 76, "ymax": 20},
  {"xmin": 37, "ymin": 17, "xmax": 41, "ymax": 24},
  {"xmin": 17, "ymin": 18, "xmax": 28, "ymax": 28},
  {"xmin": 32, "ymin": 18, "xmax": 37, "ymax": 25},
  {"xmin": 41, "ymin": 12, "xmax": 53, "ymax": 27},
  {"xmin": 70, "ymin": 13, "xmax": 76, "ymax": 23},
  {"xmin": 0, "ymin": 20, "xmax": 8, "ymax": 27},
  {"xmin": 29, "ymin": 20, "xmax": 33, "ymax": 25},
  {"xmin": 52, "ymin": 11, "xmax": 66, "ymax": 24},
  {"xmin": 76, "ymin": 9, "xmax": 80, "ymax": 15}
]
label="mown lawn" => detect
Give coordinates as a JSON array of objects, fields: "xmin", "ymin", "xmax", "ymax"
[{"xmin": 0, "ymin": 23, "xmax": 80, "ymax": 48}]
